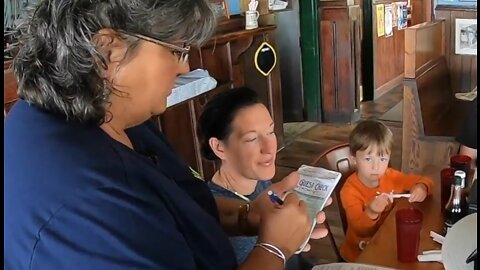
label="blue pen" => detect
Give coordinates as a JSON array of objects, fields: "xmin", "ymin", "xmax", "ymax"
[{"xmin": 267, "ymin": 190, "xmax": 284, "ymax": 205}]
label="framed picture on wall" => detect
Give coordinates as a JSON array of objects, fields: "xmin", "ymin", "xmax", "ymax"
[
  {"xmin": 455, "ymin": 18, "xmax": 477, "ymax": 55},
  {"xmin": 210, "ymin": 0, "xmax": 230, "ymax": 21}
]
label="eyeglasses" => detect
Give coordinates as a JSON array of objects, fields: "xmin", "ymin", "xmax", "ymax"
[{"xmin": 118, "ymin": 31, "xmax": 190, "ymax": 64}]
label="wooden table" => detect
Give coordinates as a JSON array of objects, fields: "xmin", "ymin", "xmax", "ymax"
[{"xmin": 356, "ymin": 166, "xmax": 445, "ymax": 270}]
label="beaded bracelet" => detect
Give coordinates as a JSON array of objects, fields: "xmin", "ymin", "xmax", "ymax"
[{"xmin": 254, "ymin": 242, "xmax": 286, "ymax": 267}]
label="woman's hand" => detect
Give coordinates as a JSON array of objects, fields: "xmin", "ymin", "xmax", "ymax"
[
  {"xmin": 256, "ymin": 192, "xmax": 311, "ymax": 257},
  {"xmin": 248, "ymin": 171, "xmax": 332, "ymax": 256}
]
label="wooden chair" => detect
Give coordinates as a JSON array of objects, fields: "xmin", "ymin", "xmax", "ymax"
[{"xmin": 311, "ymin": 142, "xmax": 356, "ymax": 262}]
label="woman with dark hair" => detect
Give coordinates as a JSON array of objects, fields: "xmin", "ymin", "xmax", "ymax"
[
  {"xmin": 198, "ymin": 87, "xmax": 277, "ymax": 263},
  {"xmin": 4, "ymin": 1, "xmax": 329, "ymax": 269},
  {"xmin": 198, "ymin": 87, "xmax": 316, "ymax": 269}
]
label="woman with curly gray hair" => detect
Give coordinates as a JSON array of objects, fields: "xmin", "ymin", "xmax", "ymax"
[{"xmin": 5, "ymin": 0, "xmax": 329, "ymax": 269}]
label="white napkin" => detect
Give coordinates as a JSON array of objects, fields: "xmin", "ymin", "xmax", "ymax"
[
  {"xmin": 416, "ymin": 232, "xmax": 445, "ymax": 262},
  {"xmin": 270, "ymin": 0, "xmax": 288, "ymax": 10},
  {"xmin": 430, "ymin": 231, "xmax": 445, "ymax": 245},
  {"xmin": 167, "ymin": 69, "xmax": 217, "ymax": 108},
  {"xmin": 455, "ymin": 87, "xmax": 477, "ymax": 101},
  {"xmin": 417, "ymin": 250, "xmax": 442, "ymax": 263}
]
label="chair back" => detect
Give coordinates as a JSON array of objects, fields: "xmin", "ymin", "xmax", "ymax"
[{"xmin": 312, "ymin": 142, "xmax": 355, "ymax": 234}]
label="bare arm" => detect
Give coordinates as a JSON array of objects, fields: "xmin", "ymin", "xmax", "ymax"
[{"xmin": 237, "ymin": 248, "xmax": 284, "ymax": 270}]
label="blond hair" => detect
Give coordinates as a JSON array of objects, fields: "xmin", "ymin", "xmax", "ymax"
[{"xmin": 349, "ymin": 120, "xmax": 393, "ymax": 157}]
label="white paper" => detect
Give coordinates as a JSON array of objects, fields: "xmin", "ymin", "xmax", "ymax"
[
  {"xmin": 417, "ymin": 252, "xmax": 442, "ymax": 262},
  {"xmin": 270, "ymin": 0, "xmax": 288, "ymax": 10},
  {"xmin": 295, "ymin": 165, "xmax": 342, "ymax": 221},
  {"xmin": 396, "ymin": 2, "xmax": 408, "ymax": 30},
  {"xmin": 167, "ymin": 69, "xmax": 217, "ymax": 108},
  {"xmin": 312, "ymin": 262, "xmax": 397, "ymax": 270},
  {"xmin": 293, "ymin": 165, "xmax": 341, "ymax": 254},
  {"xmin": 384, "ymin": 4, "xmax": 393, "ymax": 37}
]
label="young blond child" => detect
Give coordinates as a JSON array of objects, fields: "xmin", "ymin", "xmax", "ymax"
[{"xmin": 339, "ymin": 120, "xmax": 434, "ymax": 262}]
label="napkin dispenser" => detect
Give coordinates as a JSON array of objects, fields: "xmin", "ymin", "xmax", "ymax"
[
  {"xmin": 166, "ymin": 69, "xmax": 217, "ymax": 108},
  {"xmin": 468, "ymin": 180, "xmax": 477, "ymax": 214}
]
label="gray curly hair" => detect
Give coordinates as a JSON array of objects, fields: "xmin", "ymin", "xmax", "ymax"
[{"xmin": 13, "ymin": 0, "xmax": 216, "ymax": 124}]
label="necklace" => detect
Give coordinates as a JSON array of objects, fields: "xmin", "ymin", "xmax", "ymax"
[
  {"xmin": 216, "ymin": 170, "xmax": 251, "ymax": 202},
  {"xmin": 230, "ymin": 190, "xmax": 251, "ymax": 202}
]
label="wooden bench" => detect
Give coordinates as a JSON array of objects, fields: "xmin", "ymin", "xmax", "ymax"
[{"xmin": 402, "ymin": 20, "xmax": 468, "ymax": 174}]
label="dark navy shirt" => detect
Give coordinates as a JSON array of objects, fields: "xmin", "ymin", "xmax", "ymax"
[
  {"xmin": 4, "ymin": 100, "xmax": 236, "ymax": 270},
  {"xmin": 208, "ymin": 180, "xmax": 271, "ymax": 264},
  {"xmin": 457, "ymin": 99, "xmax": 477, "ymax": 150},
  {"xmin": 456, "ymin": 99, "xmax": 477, "ymax": 166}
]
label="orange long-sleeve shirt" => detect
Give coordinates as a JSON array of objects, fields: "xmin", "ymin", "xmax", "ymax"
[{"xmin": 339, "ymin": 168, "xmax": 434, "ymax": 262}]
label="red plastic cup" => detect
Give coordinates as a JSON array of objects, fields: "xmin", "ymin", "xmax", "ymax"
[
  {"xmin": 450, "ymin": 154, "xmax": 472, "ymax": 178},
  {"xmin": 440, "ymin": 168, "xmax": 455, "ymax": 212},
  {"xmin": 396, "ymin": 208, "xmax": 423, "ymax": 262}
]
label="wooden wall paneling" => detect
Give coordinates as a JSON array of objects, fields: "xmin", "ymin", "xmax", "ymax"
[
  {"xmin": 4, "ymin": 68, "xmax": 18, "ymax": 116},
  {"xmin": 372, "ymin": 1, "xmax": 405, "ymax": 91},
  {"xmin": 242, "ymin": 33, "xmax": 285, "ymax": 147},
  {"xmin": 435, "ymin": 7, "xmax": 477, "ymax": 93},
  {"xmin": 436, "ymin": 8, "xmax": 450, "ymax": 72},
  {"xmin": 470, "ymin": 51, "xmax": 477, "ymax": 89},
  {"xmin": 410, "ymin": 0, "xmax": 432, "ymax": 26},
  {"xmin": 262, "ymin": 32, "xmax": 285, "ymax": 148},
  {"xmin": 404, "ymin": 20, "xmax": 445, "ymax": 78},
  {"xmin": 372, "ymin": 0, "xmax": 431, "ymax": 94},
  {"xmin": 424, "ymin": 0, "xmax": 433, "ymax": 22},
  {"xmin": 461, "ymin": 49, "xmax": 475, "ymax": 91},
  {"xmin": 195, "ymin": 42, "xmax": 234, "ymax": 85},
  {"xmin": 189, "ymin": 47, "xmax": 203, "ymax": 71},
  {"xmin": 229, "ymin": 37, "xmax": 253, "ymax": 88},
  {"xmin": 4, "ymin": 60, "xmax": 13, "ymax": 70}
]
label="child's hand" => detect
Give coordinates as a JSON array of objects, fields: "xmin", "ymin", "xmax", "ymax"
[
  {"xmin": 367, "ymin": 193, "xmax": 392, "ymax": 218},
  {"xmin": 409, "ymin": 183, "xmax": 428, "ymax": 202}
]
